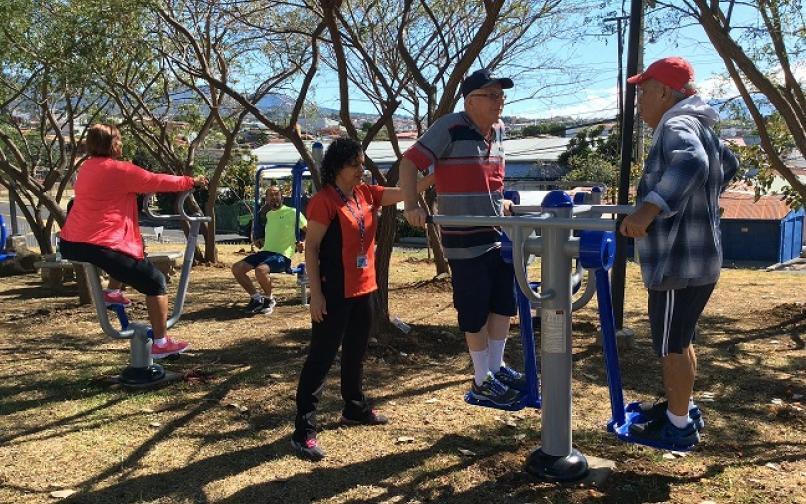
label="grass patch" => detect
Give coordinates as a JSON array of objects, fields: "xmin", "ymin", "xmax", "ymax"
[{"xmin": 0, "ymin": 244, "xmax": 803, "ymax": 503}]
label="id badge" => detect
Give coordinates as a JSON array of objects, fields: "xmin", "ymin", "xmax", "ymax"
[{"xmin": 356, "ymin": 255, "xmax": 368, "ymax": 268}]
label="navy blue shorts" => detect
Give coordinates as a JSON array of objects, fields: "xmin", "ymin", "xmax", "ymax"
[
  {"xmin": 648, "ymin": 283, "xmax": 716, "ymax": 357},
  {"xmin": 243, "ymin": 251, "xmax": 291, "ymax": 273},
  {"xmin": 448, "ymin": 248, "xmax": 517, "ymax": 333}
]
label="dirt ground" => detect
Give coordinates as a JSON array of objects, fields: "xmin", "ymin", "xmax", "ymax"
[{"xmin": 0, "ymin": 244, "xmax": 804, "ymax": 504}]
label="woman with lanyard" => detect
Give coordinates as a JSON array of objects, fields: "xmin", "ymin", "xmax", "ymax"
[{"xmin": 292, "ymin": 137, "xmax": 434, "ymax": 461}]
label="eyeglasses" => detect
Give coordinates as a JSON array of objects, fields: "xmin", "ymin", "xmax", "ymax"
[{"xmin": 470, "ymin": 91, "xmax": 506, "ymax": 101}]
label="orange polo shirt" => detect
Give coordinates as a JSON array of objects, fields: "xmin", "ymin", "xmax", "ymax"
[{"xmin": 306, "ymin": 184, "xmax": 385, "ymax": 298}]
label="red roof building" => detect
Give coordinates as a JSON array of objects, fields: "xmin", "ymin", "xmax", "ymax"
[{"xmin": 720, "ymin": 190, "xmax": 793, "ymax": 220}]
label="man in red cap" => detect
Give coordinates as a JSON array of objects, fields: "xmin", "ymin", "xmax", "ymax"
[{"xmin": 619, "ymin": 56, "xmax": 738, "ymax": 449}]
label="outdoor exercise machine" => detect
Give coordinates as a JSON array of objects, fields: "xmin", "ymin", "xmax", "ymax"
[
  {"xmin": 251, "ymin": 142, "xmax": 323, "ymax": 306},
  {"xmin": 506, "ymin": 187, "xmax": 606, "ymax": 313},
  {"xmin": 460, "ymin": 187, "xmax": 605, "ymax": 412},
  {"xmin": 71, "ymin": 190, "xmax": 210, "ymax": 389},
  {"xmin": 430, "ymin": 189, "xmax": 687, "ymax": 482},
  {"xmin": 0, "ymin": 214, "xmax": 15, "ymax": 262}
]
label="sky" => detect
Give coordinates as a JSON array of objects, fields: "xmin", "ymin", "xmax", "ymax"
[{"xmin": 305, "ymin": 3, "xmax": 800, "ymax": 122}]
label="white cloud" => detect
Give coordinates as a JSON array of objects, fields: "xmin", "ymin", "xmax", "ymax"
[
  {"xmin": 511, "ymin": 61, "xmax": 805, "ymax": 119},
  {"xmin": 697, "ymin": 74, "xmax": 737, "ymax": 100},
  {"xmin": 516, "ymin": 86, "xmax": 619, "ymax": 120},
  {"xmin": 697, "ymin": 61, "xmax": 806, "ymax": 100}
]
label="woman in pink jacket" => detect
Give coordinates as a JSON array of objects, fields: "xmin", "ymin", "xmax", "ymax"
[{"xmin": 60, "ymin": 124, "xmax": 207, "ymax": 358}]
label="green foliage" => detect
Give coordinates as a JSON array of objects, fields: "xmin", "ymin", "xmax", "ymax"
[
  {"xmin": 219, "ymin": 154, "xmax": 257, "ymax": 205},
  {"xmin": 559, "ymin": 124, "xmax": 624, "ymax": 200},
  {"xmin": 358, "ymin": 127, "xmax": 389, "ymax": 141},
  {"xmin": 558, "ymin": 125, "xmax": 620, "ymax": 168},
  {"xmin": 174, "ymin": 103, "xmax": 205, "ymax": 130},
  {"xmin": 0, "ymin": 0, "xmax": 150, "ymax": 88},
  {"xmin": 521, "ymin": 122, "xmax": 565, "ymax": 137},
  {"xmin": 731, "ymin": 113, "xmax": 802, "ymax": 210},
  {"xmin": 562, "ymin": 153, "xmax": 619, "ymax": 201}
]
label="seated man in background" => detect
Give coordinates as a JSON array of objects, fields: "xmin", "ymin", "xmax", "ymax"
[{"xmin": 231, "ymin": 185, "xmax": 306, "ymax": 315}]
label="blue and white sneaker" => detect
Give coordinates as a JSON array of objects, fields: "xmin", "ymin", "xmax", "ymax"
[
  {"xmin": 628, "ymin": 415, "xmax": 700, "ymax": 450},
  {"xmin": 629, "ymin": 399, "xmax": 704, "ymax": 432},
  {"xmin": 469, "ymin": 374, "xmax": 522, "ymax": 408},
  {"xmin": 493, "ymin": 365, "xmax": 528, "ymax": 393}
]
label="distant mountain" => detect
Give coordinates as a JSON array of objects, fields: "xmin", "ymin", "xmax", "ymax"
[
  {"xmin": 254, "ymin": 93, "xmax": 296, "ymax": 113},
  {"xmin": 167, "ymin": 87, "xmax": 297, "ymax": 116}
]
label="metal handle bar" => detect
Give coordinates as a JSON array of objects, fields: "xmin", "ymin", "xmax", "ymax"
[
  {"xmin": 427, "ymin": 214, "xmax": 617, "ymax": 232},
  {"xmin": 506, "ymin": 224, "xmax": 553, "ymax": 302},
  {"xmin": 143, "ymin": 190, "xmax": 211, "ymax": 223},
  {"xmin": 426, "ymin": 213, "xmax": 622, "ymax": 304},
  {"xmin": 513, "ymin": 204, "xmax": 636, "ymax": 216}
]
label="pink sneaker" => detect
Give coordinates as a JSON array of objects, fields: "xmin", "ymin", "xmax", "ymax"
[
  {"xmin": 103, "ymin": 289, "xmax": 132, "ymax": 306},
  {"xmin": 152, "ymin": 338, "xmax": 189, "ymax": 359}
]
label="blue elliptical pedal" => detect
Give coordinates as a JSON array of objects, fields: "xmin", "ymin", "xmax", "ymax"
[{"xmin": 580, "ymin": 230, "xmax": 698, "ymax": 452}]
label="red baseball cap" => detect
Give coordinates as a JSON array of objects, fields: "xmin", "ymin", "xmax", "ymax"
[{"xmin": 627, "ymin": 56, "xmax": 697, "ymax": 96}]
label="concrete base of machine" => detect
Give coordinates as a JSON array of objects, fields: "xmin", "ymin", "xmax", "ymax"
[
  {"xmin": 576, "ymin": 455, "xmax": 616, "ymax": 487},
  {"xmin": 616, "ymin": 327, "xmax": 635, "ymax": 349},
  {"xmin": 525, "ymin": 447, "xmax": 589, "ymax": 482},
  {"xmin": 115, "ymin": 366, "xmax": 183, "ymax": 390}
]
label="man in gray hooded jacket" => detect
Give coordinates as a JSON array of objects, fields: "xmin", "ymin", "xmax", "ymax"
[{"xmin": 620, "ymin": 57, "xmax": 738, "ymax": 448}]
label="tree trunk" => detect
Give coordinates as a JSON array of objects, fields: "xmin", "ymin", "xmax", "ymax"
[
  {"xmin": 372, "ymin": 157, "xmax": 400, "ymax": 342},
  {"xmin": 424, "ymin": 188, "xmax": 449, "ymax": 274},
  {"xmin": 373, "ymin": 205, "xmax": 398, "ymax": 343},
  {"xmin": 203, "ymin": 214, "xmax": 218, "ymax": 264},
  {"xmin": 177, "ymin": 194, "xmax": 206, "ymax": 262},
  {"xmin": 203, "ymin": 181, "xmax": 220, "ymax": 264}
]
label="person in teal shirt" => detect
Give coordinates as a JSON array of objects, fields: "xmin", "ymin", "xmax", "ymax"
[{"xmin": 232, "ymin": 185, "xmax": 307, "ymax": 315}]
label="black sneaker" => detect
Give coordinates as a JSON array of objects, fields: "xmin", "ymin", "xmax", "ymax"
[
  {"xmin": 630, "ymin": 400, "xmax": 704, "ymax": 432},
  {"xmin": 469, "ymin": 374, "xmax": 522, "ymax": 408},
  {"xmin": 340, "ymin": 409, "xmax": 389, "ymax": 426},
  {"xmin": 494, "ymin": 365, "xmax": 528, "ymax": 393},
  {"xmin": 290, "ymin": 436, "xmax": 326, "ymax": 461},
  {"xmin": 628, "ymin": 415, "xmax": 700, "ymax": 450},
  {"xmin": 242, "ymin": 297, "xmax": 264, "ymax": 314}
]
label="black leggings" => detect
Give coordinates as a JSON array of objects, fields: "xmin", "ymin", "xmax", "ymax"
[
  {"xmin": 59, "ymin": 240, "xmax": 167, "ymax": 296},
  {"xmin": 294, "ymin": 292, "xmax": 373, "ymax": 441}
]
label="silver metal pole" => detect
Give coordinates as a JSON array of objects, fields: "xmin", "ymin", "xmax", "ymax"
[
  {"xmin": 166, "ymin": 219, "xmax": 200, "ymax": 328},
  {"xmin": 78, "ymin": 262, "xmax": 134, "ymax": 339},
  {"xmin": 539, "ymin": 203, "xmax": 574, "ymax": 456}
]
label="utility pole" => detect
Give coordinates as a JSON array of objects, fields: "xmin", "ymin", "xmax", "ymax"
[
  {"xmin": 603, "ymin": 15, "xmax": 630, "ymax": 124},
  {"xmin": 634, "ymin": 10, "xmax": 646, "ymax": 164},
  {"xmin": 611, "ymin": 0, "xmax": 644, "ymax": 342}
]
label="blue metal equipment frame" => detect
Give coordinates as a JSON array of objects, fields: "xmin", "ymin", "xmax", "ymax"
[{"xmin": 0, "ymin": 214, "xmax": 16, "ymax": 262}]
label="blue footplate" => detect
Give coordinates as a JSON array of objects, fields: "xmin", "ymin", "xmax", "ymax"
[{"xmin": 607, "ymin": 401, "xmax": 698, "ymax": 452}]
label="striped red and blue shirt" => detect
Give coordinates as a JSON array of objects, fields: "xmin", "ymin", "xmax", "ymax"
[{"xmin": 403, "ymin": 112, "xmax": 506, "ymax": 260}]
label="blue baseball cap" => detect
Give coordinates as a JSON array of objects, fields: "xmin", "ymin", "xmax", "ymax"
[{"xmin": 461, "ymin": 69, "xmax": 514, "ymax": 98}]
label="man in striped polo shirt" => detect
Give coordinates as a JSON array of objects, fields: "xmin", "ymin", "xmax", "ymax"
[{"xmin": 399, "ymin": 69, "xmax": 525, "ymax": 408}]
